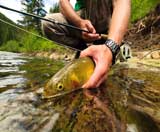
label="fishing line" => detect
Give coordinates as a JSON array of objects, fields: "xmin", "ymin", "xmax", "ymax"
[
  {"xmin": 0, "ymin": 18, "xmax": 81, "ymax": 51},
  {"xmin": 0, "ymin": 4, "xmax": 108, "ymax": 40},
  {"xmin": 0, "ymin": 4, "xmax": 90, "ymax": 34}
]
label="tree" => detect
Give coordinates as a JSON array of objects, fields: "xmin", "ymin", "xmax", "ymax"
[
  {"xmin": 49, "ymin": 3, "xmax": 59, "ymax": 13},
  {"xmin": 0, "ymin": 13, "xmax": 18, "ymax": 45},
  {"xmin": 18, "ymin": 0, "xmax": 47, "ymax": 31}
]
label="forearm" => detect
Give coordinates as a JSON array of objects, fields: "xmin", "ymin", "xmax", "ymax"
[
  {"xmin": 108, "ymin": 0, "xmax": 131, "ymax": 45},
  {"xmin": 59, "ymin": 0, "xmax": 82, "ymax": 26}
]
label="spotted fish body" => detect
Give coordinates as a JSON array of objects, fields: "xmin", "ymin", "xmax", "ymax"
[{"xmin": 43, "ymin": 57, "xmax": 95, "ymax": 98}]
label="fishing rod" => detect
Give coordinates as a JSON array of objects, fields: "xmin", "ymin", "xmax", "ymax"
[
  {"xmin": 0, "ymin": 4, "xmax": 108, "ymax": 39},
  {"xmin": 0, "ymin": 4, "xmax": 89, "ymax": 34}
]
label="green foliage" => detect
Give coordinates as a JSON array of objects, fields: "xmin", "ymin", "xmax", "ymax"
[
  {"xmin": 131, "ymin": 0, "xmax": 159, "ymax": 22},
  {"xmin": 0, "ymin": 13, "xmax": 19, "ymax": 45},
  {"xmin": 0, "ymin": 30, "xmax": 66, "ymax": 53},
  {"xmin": 18, "ymin": 31, "xmax": 65, "ymax": 52},
  {"xmin": 0, "ymin": 1, "xmax": 159, "ymax": 53},
  {"xmin": 0, "ymin": 40, "xmax": 20, "ymax": 52},
  {"xmin": 49, "ymin": 3, "xmax": 60, "ymax": 13},
  {"xmin": 18, "ymin": 0, "xmax": 46, "ymax": 31}
]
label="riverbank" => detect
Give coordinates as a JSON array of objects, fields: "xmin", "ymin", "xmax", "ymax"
[
  {"xmin": 125, "ymin": 4, "xmax": 160, "ymax": 52},
  {"xmin": 0, "ymin": 4, "xmax": 159, "ymax": 62},
  {"xmin": 25, "ymin": 4, "xmax": 160, "ymax": 62},
  {"xmin": 27, "ymin": 49, "xmax": 76, "ymax": 61}
]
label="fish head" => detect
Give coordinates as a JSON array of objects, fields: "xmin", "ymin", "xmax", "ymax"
[
  {"xmin": 43, "ymin": 68, "xmax": 81, "ymax": 98},
  {"xmin": 42, "ymin": 57, "xmax": 95, "ymax": 98},
  {"xmin": 43, "ymin": 73, "xmax": 69, "ymax": 98}
]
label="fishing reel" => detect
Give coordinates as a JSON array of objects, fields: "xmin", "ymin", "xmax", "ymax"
[{"xmin": 117, "ymin": 41, "xmax": 132, "ymax": 62}]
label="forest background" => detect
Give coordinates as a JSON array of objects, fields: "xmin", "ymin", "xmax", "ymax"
[{"xmin": 0, "ymin": 0, "xmax": 159, "ymax": 53}]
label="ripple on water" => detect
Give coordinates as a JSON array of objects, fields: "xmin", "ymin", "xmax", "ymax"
[
  {"xmin": 0, "ymin": 51, "xmax": 60, "ymax": 132},
  {"xmin": 0, "ymin": 66, "xmax": 19, "ymax": 72},
  {"xmin": 0, "ymin": 88, "xmax": 59, "ymax": 132},
  {"xmin": 0, "ymin": 51, "xmax": 28, "ymax": 91},
  {"xmin": 0, "ymin": 75, "xmax": 27, "ymax": 88}
]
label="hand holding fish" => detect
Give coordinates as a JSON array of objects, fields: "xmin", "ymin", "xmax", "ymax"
[{"xmin": 80, "ymin": 44, "xmax": 113, "ymax": 88}]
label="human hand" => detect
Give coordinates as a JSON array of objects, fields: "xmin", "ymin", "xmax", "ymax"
[
  {"xmin": 78, "ymin": 19, "xmax": 101, "ymax": 42},
  {"xmin": 80, "ymin": 44, "xmax": 113, "ymax": 88}
]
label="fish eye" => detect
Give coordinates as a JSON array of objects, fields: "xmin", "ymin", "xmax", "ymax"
[{"xmin": 57, "ymin": 83, "xmax": 64, "ymax": 91}]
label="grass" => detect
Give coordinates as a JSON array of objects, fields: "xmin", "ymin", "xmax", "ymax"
[
  {"xmin": 131, "ymin": 0, "xmax": 159, "ymax": 22},
  {"xmin": 0, "ymin": 32, "xmax": 66, "ymax": 53}
]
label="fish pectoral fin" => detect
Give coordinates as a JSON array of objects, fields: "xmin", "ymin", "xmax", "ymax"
[
  {"xmin": 70, "ymin": 74, "xmax": 80, "ymax": 87},
  {"xmin": 72, "ymin": 80, "xmax": 80, "ymax": 87}
]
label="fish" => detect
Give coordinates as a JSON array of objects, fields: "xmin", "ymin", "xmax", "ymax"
[{"xmin": 43, "ymin": 57, "xmax": 95, "ymax": 98}]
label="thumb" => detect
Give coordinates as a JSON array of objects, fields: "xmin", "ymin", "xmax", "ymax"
[
  {"xmin": 86, "ymin": 22, "xmax": 96, "ymax": 33},
  {"xmin": 80, "ymin": 46, "xmax": 93, "ymax": 58}
]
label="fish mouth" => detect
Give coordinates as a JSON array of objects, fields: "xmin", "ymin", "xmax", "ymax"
[
  {"xmin": 42, "ymin": 87, "xmax": 83, "ymax": 99},
  {"xmin": 41, "ymin": 90, "xmax": 55, "ymax": 99}
]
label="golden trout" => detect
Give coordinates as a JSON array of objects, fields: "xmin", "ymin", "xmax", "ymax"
[{"xmin": 43, "ymin": 57, "xmax": 95, "ymax": 98}]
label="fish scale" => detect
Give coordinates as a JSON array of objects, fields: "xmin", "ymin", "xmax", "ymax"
[{"xmin": 43, "ymin": 57, "xmax": 95, "ymax": 98}]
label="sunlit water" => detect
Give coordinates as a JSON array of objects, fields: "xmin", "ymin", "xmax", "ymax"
[
  {"xmin": 0, "ymin": 51, "xmax": 59, "ymax": 132},
  {"xmin": 0, "ymin": 51, "xmax": 27, "ymax": 88}
]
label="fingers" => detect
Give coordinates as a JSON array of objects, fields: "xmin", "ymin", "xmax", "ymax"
[
  {"xmin": 81, "ymin": 45, "xmax": 109, "ymax": 89},
  {"xmin": 81, "ymin": 47, "xmax": 106, "ymax": 88},
  {"xmin": 95, "ymin": 74, "xmax": 107, "ymax": 88},
  {"xmin": 81, "ymin": 20, "xmax": 100, "ymax": 41},
  {"xmin": 85, "ymin": 22, "xmax": 96, "ymax": 33},
  {"xmin": 80, "ymin": 46, "xmax": 93, "ymax": 57},
  {"xmin": 82, "ymin": 32, "xmax": 100, "ymax": 42},
  {"xmin": 82, "ymin": 65, "xmax": 107, "ymax": 88},
  {"xmin": 80, "ymin": 45, "xmax": 112, "ymax": 89}
]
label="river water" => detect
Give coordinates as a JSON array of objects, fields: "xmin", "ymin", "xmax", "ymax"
[
  {"xmin": 0, "ymin": 51, "xmax": 159, "ymax": 132},
  {"xmin": 0, "ymin": 51, "xmax": 62, "ymax": 132}
]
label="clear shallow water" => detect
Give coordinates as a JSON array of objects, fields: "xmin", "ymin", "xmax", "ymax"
[
  {"xmin": 0, "ymin": 51, "xmax": 27, "ymax": 88},
  {"xmin": 0, "ymin": 51, "xmax": 159, "ymax": 132},
  {"xmin": 0, "ymin": 51, "xmax": 61, "ymax": 132}
]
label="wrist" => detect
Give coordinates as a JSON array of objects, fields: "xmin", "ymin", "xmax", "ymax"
[
  {"xmin": 104, "ymin": 39, "xmax": 120, "ymax": 65},
  {"xmin": 102, "ymin": 45, "xmax": 113, "ymax": 65},
  {"xmin": 75, "ymin": 18, "xmax": 84, "ymax": 27}
]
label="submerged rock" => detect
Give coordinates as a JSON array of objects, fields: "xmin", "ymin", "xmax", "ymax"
[
  {"xmin": 0, "ymin": 89, "xmax": 59, "ymax": 132},
  {"xmin": 45, "ymin": 57, "xmax": 160, "ymax": 132},
  {"xmin": 151, "ymin": 51, "xmax": 160, "ymax": 59}
]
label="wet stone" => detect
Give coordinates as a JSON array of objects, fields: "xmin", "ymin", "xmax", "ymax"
[{"xmin": 151, "ymin": 51, "xmax": 160, "ymax": 59}]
